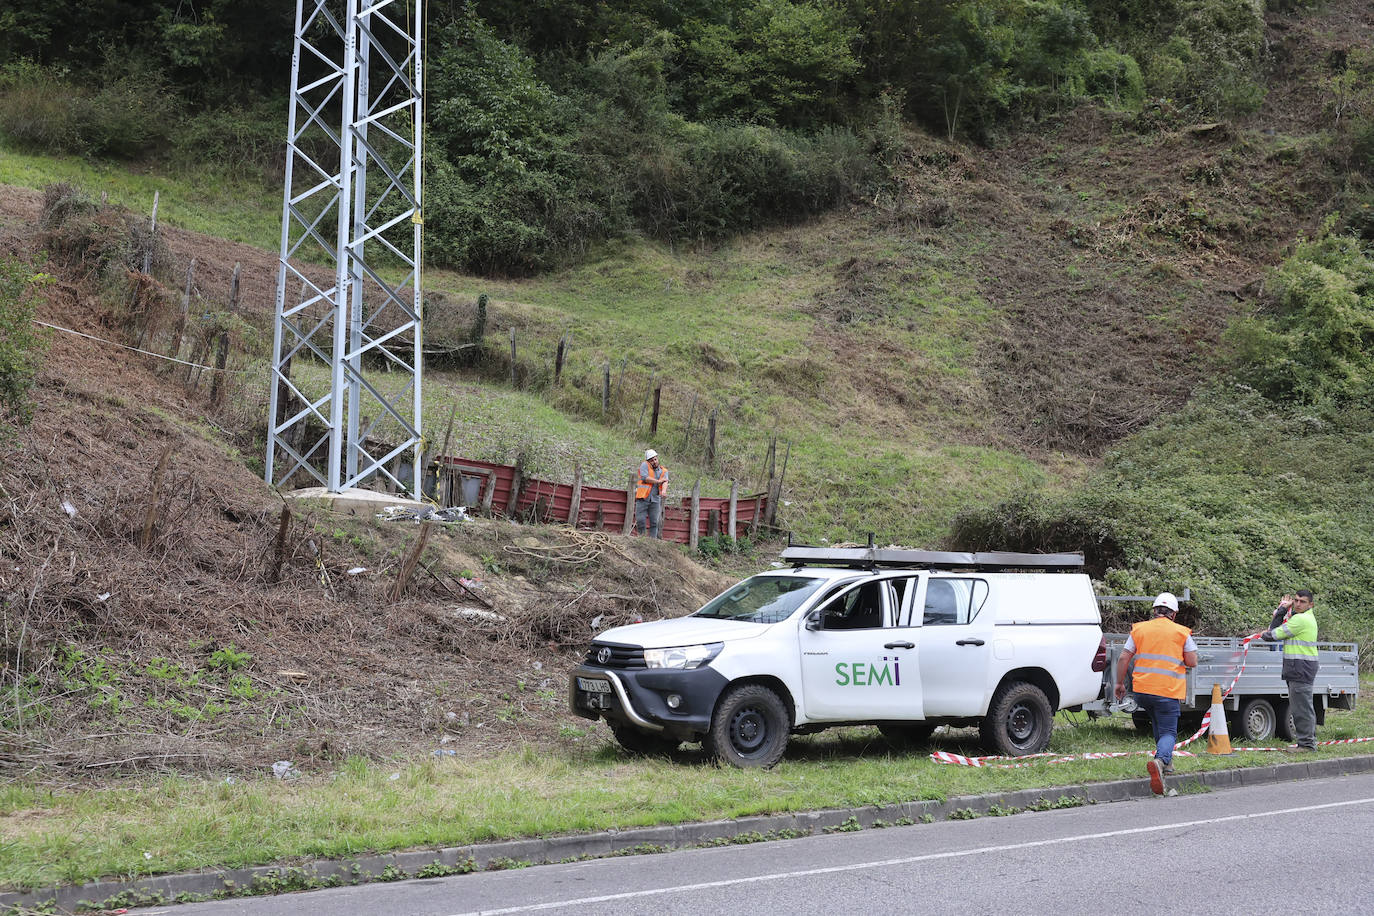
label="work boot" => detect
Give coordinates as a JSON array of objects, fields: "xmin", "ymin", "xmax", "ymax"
[
  {"xmin": 1285, "ymin": 744, "xmax": 1316, "ymax": 753},
  {"xmin": 1146, "ymin": 757, "xmax": 1165, "ymax": 795},
  {"xmin": 1161, "ymin": 762, "xmax": 1175, "ymax": 776}
]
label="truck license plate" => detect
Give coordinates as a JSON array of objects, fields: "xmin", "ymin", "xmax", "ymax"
[{"xmin": 577, "ymin": 677, "xmax": 611, "ymax": 694}]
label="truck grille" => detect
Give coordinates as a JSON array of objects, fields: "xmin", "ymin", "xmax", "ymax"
[{"xmin": 583, "ymin": 644, "xmax": 645, "ymax": 669}]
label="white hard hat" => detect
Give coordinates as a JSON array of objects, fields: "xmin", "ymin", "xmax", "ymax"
[
  {"xmin": 1153, "ymin": 592, "xmax": 1179, "ymax": 614},
  {"xmin": 645, "ymin": 449, "xmax": 658, "ymax": 460}
]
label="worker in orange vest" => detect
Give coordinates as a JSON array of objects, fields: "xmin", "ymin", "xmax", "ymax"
[
  {"xmin": 634, "ymin": 449, "xmax": 668, "ymax": 538},
  {"xmin": 1114, "ymin": 592, "xmax": 1198, "ymax": 795}
]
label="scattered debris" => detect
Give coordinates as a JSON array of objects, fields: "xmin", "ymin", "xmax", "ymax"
[
  {"xmin": 271, "ymin": 760, "xmax": 300, "ymax": 780},
  {"xmin": 456, "ymin": 608, "xmax": 507, "ymax": 623},
  {"xmin": 61, "ymin": 499, "xmax": 77, "ymax": 518},
  {"xmin": 376, "ymin": 505, "xmax": 468, "ymax": 524}
]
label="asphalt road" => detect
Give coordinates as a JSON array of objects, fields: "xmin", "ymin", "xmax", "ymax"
[{"xmin": 136, "ymin": 772, "xmax": 1374, "ymax": 916}]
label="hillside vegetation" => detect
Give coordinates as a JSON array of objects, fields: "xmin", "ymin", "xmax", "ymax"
[{"xmin": 0, "ymin": 0, "xmax": 1371, "ymax": 798}]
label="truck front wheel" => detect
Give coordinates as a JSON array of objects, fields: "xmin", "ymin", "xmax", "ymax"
[
  {"xmin": 708, "ymin": 684, "xmax": 790, "ymax": 769},
  {"xmin": 980, "ymin": 682, "xmax": 1053, "ymax": 756}
]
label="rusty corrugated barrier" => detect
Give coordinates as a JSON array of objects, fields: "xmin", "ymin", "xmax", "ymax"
[{"xmin": 433, "ymin": 456, "xmax": 768, "ymax": 545}]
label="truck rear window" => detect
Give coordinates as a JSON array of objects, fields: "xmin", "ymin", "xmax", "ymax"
[{"xmin": 694, "ymin": 575, "xmax": 825, "ymax": 624}]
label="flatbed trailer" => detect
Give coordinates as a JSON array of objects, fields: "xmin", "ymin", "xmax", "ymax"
[{"xmin": 1087, "ymin": 633, "xmax": 1359, "ymax": 741}]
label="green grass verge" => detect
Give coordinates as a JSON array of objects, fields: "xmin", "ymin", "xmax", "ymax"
[
  {"xmin": 5, "ymin": 676, "xmax": 1373, "ymax": 891},
  {"xmin": 0, "ymin": 144, "xmax": 280, "ymax": 247}
]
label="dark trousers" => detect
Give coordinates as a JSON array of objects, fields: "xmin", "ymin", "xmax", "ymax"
[
  {"xmin": 1287, "ymin": 679, "xmax": 1316, "ymax": 748},
  {"xmin": 633, "ymin": 498, "xmax": 662, "ymax": 538},
  {"xmin": 1133, "ymin": 692, "xmax": 1181, "ymax": 765}
]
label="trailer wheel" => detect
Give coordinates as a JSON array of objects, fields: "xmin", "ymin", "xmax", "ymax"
[
  {"xmin": 611, "ymin": 724, "xmax": 680, "ymax": 757},
  {"xmin": 879, "ymin": 722, "xmax": 937, "ymax": 750},
  {"xmin": 708, "ymin": 684, "xmax": 790, "ymax": 769},
  {"xmin": 1131, "ymin": 712, "xmax": 1153, "ymax": 736},
  {"xmin": 1234, "ymin": 697, "xmax": 1278, "ymax": 741},
  {"xmin": 980, "ymin": 681, "xmax": 1053, "ymax": 756},
  {"xmin": 1275, "ymin": 700, "xmax": 1294, "ymax": 742}
]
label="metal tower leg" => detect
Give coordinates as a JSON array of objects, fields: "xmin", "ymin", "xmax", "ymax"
[{"xmin": 267, "ymin": 0, "xmax": 424, "ymax": 496}]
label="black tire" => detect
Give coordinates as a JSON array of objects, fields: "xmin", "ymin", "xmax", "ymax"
[
  {"xmin": 1234, "ymin": 697, "xmax": 1278, "ymax": 741},
  {"xmin": 980, "ymin": 682, "xmax": 1053, "ymax": 756},
  {"xmin": 879, "ymin": 721, "xmax": 937, "ymax": 749},
  {"xmin": 708, "ymin": 684, "xmax": 790, "ymax": 769},
  {"xmin": 611, "ymin": 725, "xmax": 680, "ymax": 757},
  {"xmin": 1275, "ymin": 699, "xmax": 1295, "ymax": 742},
  {"xmin": 1131, "ymin": 712, "xmax": 1153, "ymax": 736}
]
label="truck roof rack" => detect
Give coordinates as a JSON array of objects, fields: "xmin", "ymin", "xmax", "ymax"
[{"xmin": 779, "ymin": 545, "xmax": 1085, "ymax": 572}]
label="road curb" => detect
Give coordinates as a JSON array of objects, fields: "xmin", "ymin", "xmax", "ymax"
[{"xmin": 8, "ymin": 753, "xmax": 1374, "ymax": 913}]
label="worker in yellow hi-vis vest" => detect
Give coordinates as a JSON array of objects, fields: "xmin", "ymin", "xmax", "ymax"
[
  {"xmin": 1115, "ymin": 592, "xmax": 1198, "ymax": 795},
  {"xmin": 1262, "ymin": 589, "xmax": 1319, "ymax": 752}
]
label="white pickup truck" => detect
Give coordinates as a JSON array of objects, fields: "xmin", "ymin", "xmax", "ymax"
[{"xmin": 569, "ymin": 546, "xmax": 1107, "ymax": 767}]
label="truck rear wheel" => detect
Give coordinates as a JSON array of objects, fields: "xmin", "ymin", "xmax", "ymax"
[
  {"xmin": 708, "ymin": 684, "xmax": 790, "ymax": 769},
  {"xmin": 879, "ymin": 722, "xmax": 937, "ymax": 750},
  {"xmin": 980, "ymin": 682, "xmax": 1053, "ymax": 756},
  {"xmin": 1233, "ymin": 697, "xmax": 1278, "ymax": 741}
]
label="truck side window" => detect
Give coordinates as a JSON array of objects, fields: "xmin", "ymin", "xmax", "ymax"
[
  {"xmin": 819, "ymin": 581, "xmax": 885, "ymax": 630},
  {"xmin": 923, "ymin": 578, "xmax": 989, "ymax": 626},
  {"xmin": 887, "ymin": 577, "xmax": 917, "ymax": 626}
]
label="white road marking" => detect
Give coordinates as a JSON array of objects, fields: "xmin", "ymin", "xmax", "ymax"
[{"xmin": 449, "ymin": 796, "xmax": 1374, "ymax": 915}]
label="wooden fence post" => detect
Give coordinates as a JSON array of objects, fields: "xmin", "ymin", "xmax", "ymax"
[
  {"xmin": 689, "ymin": 478, "xmax": 701, "ymax": 551},
  {"xmin": 650, "ymin": 385, "xmax": 662, "ymax": 435},
  {"xmin": 681, "ymin": 392, "xmax": 697, "ymax": 453},
  {"xmin": 142, "ymin": 190, "xmax": 159, "ymax": 275},
  {"xmin": 209, "ymin": 261, "xmax": 240, "ymax": 408},
  {"xmin": 768, "ymin": 440, "xmax": 790, "ymax": 527},
  {"xmin": 569, "ymin": 464, "xmax": 584, "ymax": 528},
  {"xmin": 509, "ymin": 327, "xmax": 517, "ymax": 387},
  {"xmin": 480, "ymin": 469, "xmax": 497, "ymax": 515},
  {"xmin": 638, "ymin": 373, "xmax": 655, "ymax": 429},
  {"xmin": 166, "ymin": 257, "xmax": 194, "ymax": 363},
  {"xmin": 706, "ymin": 408, "xmax": 717, "ymax": 469},
  {"xmin": 554, "ymin": 336, "xmax": 566, "ymax": 385},
  {"xmin": 508, "ymin": 458, "xmax": 525, "ymax": 518},
  {"xmin": 602, "ymin": 362, "xmax": 611, "ymax": 414},
  {"xmin": 622, "ymin": 471, "xmax": 637, "ymax": 535},
  {"xmin": 728, "ymin": 478, "xmax": 738, "ymax": 544}
]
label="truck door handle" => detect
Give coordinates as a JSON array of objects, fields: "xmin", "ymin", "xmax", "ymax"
[
  {"xmin": 956, "ymin": 639, "xmax": 985, "ymax": 647},
  {"xmin": 884, "ymin": 641, "xmax": 915, "ymax": 650}
]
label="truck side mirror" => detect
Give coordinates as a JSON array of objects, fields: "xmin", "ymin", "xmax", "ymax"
[{"xmin": 805, "ymin": 609, "xmax": 821, "ymax": 631}]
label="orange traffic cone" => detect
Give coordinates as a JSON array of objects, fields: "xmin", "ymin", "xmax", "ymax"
[{"xmin": 1206, "ymin": 683, "xmax": 1233, "ymax": 755}]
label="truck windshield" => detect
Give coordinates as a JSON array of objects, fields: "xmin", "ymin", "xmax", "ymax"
[{"xmin": 694, "ymin": 575, "xmax": 825, "ymax": 624}]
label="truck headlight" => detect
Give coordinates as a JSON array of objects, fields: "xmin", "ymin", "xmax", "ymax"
[{"xmin": 643, "ymin": 642, "xmax": 723, "ymax": 670}]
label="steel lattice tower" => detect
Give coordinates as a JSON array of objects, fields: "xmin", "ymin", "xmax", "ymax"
[{"xmin": 266, "ymin": 0, "xmax": 424, "ymax": 495}]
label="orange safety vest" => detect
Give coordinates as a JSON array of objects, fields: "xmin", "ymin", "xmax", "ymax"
[
  {"xmin": 1129, "ymin": 616, "xmax": 1191, "ymax": 700},
  {"xmin": 635, "ymin": 460, "xmax": 667, "ymax": 500}
]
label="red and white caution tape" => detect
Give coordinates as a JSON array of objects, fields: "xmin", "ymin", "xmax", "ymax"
[{"xmin": 931, "ymin": 631, "xmax": 1372, "ymax": 768}]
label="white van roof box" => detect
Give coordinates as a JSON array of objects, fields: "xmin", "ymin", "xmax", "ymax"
[{"xmin": 780, "ymin": 545, "xmax": 1085, "ymax": 572}]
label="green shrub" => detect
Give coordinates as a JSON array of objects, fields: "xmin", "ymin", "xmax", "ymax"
[
  {"xmin": 1224, "ymin": 231, "xmax": 1374, "ymax": 404},
  {"xmin": 0, "ymin": 57, "xmax": 178, "ymax": 157},
  {"xmin": 679, "ymin": 0, "xmax": 861, "ymax": 128},
  {"xmin": 170, "ymin": 101, "xmax": 289, "ymax": 178},
  {"xmin": 1083, "ymin": 49, "xmax": 1145, "ymax": 109}
]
